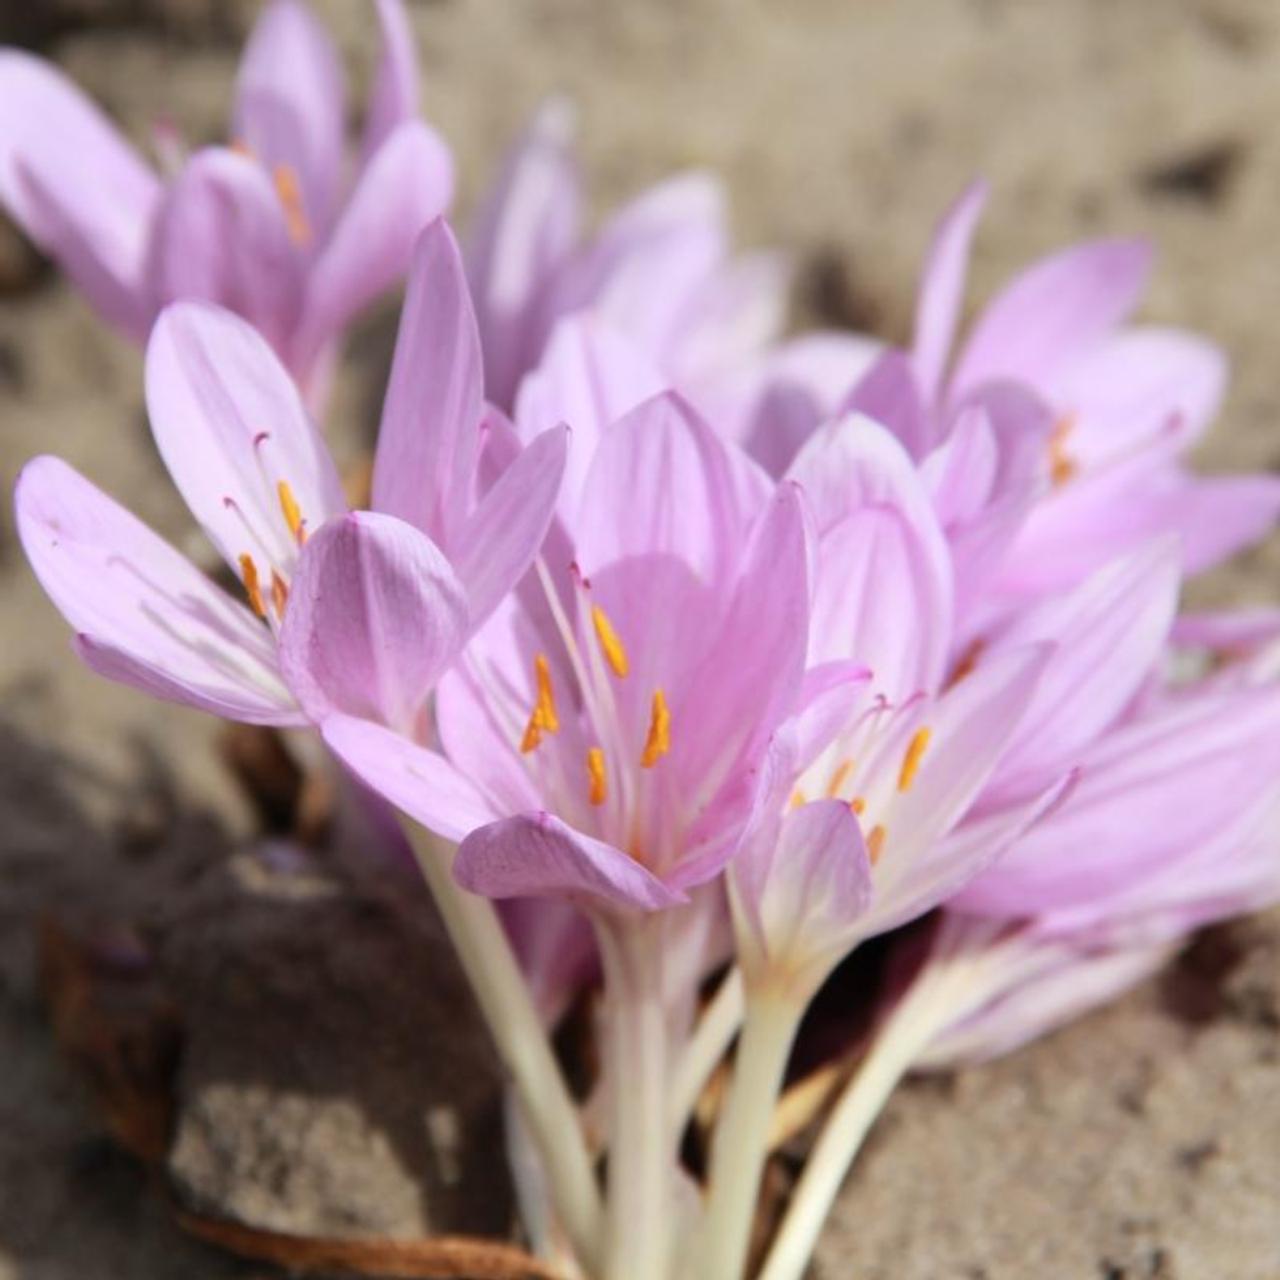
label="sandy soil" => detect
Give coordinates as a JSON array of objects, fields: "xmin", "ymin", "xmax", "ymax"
[{"xmin": 1, "ymin": 1, "xmax": 1279, "ymax": 1276}]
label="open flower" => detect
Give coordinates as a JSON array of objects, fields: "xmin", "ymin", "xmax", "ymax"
[
  {"xmin": 16, "ymin": 220, "xmax": 566, "ymax": 728},
  {"xmin": 0, "ymin": 0, "xmax": 452, "ymax": 401}
]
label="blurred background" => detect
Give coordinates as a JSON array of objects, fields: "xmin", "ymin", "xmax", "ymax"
[{"xmin": 1, "ymin": 2, "xmax": 1278, "ymax": 1276}]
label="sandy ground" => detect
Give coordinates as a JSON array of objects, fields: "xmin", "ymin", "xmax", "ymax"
[{"xmin": 1, "ymin": 1, "xmax": 1279, "ymax": 1276}]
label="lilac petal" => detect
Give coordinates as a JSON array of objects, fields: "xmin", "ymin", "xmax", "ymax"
[
  {"xmin": 451, "ymin": 425, "xmax": 568, "ymax": 629},
  {"xmin": 514, "ymin": 313, "xmax": 666, "ymax": 517},
  {"xmin": 466, "ymin": 98, "xmax": 582, "ymax": 408},
  {"xmin": 372, "ymin": 218, "xmax": 483, "ymax": 548},
  {"xmin": 1050, "ymin": 328, "xmax": 1227, "ymax": 465},
  {"xmin": 231, "ymin": 0, "xmax": 345, "ymax": 238},
  {"xmin": 296, "ymin": 121, "xmax": 454, "ymax": 373},
  {"xmin": 792, "ymin": 415, "xmax": 954, "ymax": 695},
  {"xmin": 321, "ymin": 713, "xmax": 496, "ymax": 842},
  {"xmin": 454, "ymin": 812, "xmax": 687, "ymax": 911},
  {"xmin": 360, "ymin": 0, "xmax": 420, "ymax": 165},
  {"xmin": 986, "ymin": 537, "xmax": 1181, "ymax": 789},
  {"xmin": 16, "ymin": 456, "xmax": 299, "ymax": 724},
  {"xmin": 957, "ymin": 688, "xmax": 1280, "ymax": 916},
  {"xmin": 841, "ymin": 351, "xmax": 932, "ymax": 460},
  {"xmin": 0, "ymin": 51, "xmax": 160, "ymax": 339},
  {"xmin": 675, "ymin": 485, "xmax": 811, "ymax": 830},
  {"xmin": 145, "ymin": 302, "xmax": 346, "ymax": 577},
  {"xmin": 739, "ymin": 332, "xmax": 883, "ymax": 476},
  {"xmin": 950, "ymin": 238, "xmax": 1153, "ymax": 398},
  {"xmin": 923, "ymin": 405, "xmax": 999, "ymax": 525},
  {"xmin": 731, "ymin": 798, "xmax": 873, "ymax": 969},
  {"xmin": 575, "ymin": 390, "xmax": 763, "ymax": 583},
  {"xmin": 866, "ymin": 645, "xmax": 1052, "ymax": 928},
  {"xmin": 150, "ymin": 147, "xmax": 303, "ymax": 355},
  {"xmin": 911, "ymin": 179, "xmax": 988, "ymax": 402},
  {"xmin": 278, "ymin": 512, "xmax": 469, "ymax": 731},
  {"xmin": 554, "ymin": 172, "xmax": 726, "ymax": 361}
]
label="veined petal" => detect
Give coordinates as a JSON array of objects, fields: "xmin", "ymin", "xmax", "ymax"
[
  {"xmin": 466, "ymin": 98, "xmax": 582, "ymax": 408},
  {"xmin": 1049, "ymin": 328, "xmax": 1227, "ymax": 465},
  {"xmin": 841, "ymin": 351, "xmax": 932, "ymax": 460},
  {"xmin": 911, "ymin": 179, "xmax": 988, "ymax": 402},
  {"xmin": 150, "ymin": 147, "xmax": 303, "ymax": 355},
  {"xmin": 278, "ymin": 512, "xmax": 469, "ymax": 732},
  {"xmin": 0, "ymin": 51, "xmax": 160, "ymax": 339},
  {"xmin": 575, "ymin": 390, "xmax": 763, "ymax": 583},
  {"xmin": 950, "ymin": 238, "xmax": 1153, "ymax": 398},
  {"xmin": 322, "ymin": 713, "xmax": 496, "ymax": 842},
  {"xmin": 730, "ymin": 798, "xmax": 872, "ymax": 977},
  {"xmin": 514, "ymin": 313, "xmax": 666, "ymax": 519},
  {"xmin": 372, "ymin": 218, "xmax": 483, "ymax": 548},
  {"xmin": 231, "ymin": 0, "xmax": 345, "ymax": 238},
  {"xmin": 16, "ymin": 456, "xmax": 298, "ymax": 724},
  {"xmin": 957, "ymin": 687, "xmax": 1280, "ymax": 916},
  {"xmin": 296, "ymin": 121, "xmax": 454, "ymax": 373},
  {"xmin": 145, "ymin": 302, "xmax": 346, "ymax": 577},
  {"xmin": 985, "ymin": 537, "xmax": 1181, "ymax": 789},
  {"xmin": 451, "ymin": 425, "xmax": 569, "ymax": 629},
  {"xmin": 454, "ymin": 812, "xmax": 687, "ymax": 911},
  {"xmin": 360, "ymin": 0, "xmax": 420, "ymax": 165}
]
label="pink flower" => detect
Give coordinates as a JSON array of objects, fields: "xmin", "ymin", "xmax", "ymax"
[
  {"xmin": 465, "ymin": 101, "xmax": 797, "ymax": 424},
  {"xmin": 321, "ymin": 388, "xmax": 813, "ymax": 910},
  {"xmin": 0, "ymin": 0, "xmax": 452, "ymax": 400},
  {"xmin": 15, "ymin": 220, "xmax": 566, "ymax": 730}
]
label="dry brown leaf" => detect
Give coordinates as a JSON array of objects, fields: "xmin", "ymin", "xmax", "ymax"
[
  {"xmin": 39, "ymin": 916, "xmax": 181, "ymax": 1164},
  {"xmin": 176, "ymin": 1210, "xmax": 565, "ymax": 1280}
]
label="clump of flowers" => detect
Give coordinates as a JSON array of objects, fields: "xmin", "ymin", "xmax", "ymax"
[{"xmin": 8, "ymin": 3, "xmax": 1280, "ymax": 1278}]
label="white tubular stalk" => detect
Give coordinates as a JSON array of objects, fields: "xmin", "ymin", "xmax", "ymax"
[
  {"xmin": 594, "ymin": 914, "xmax": 675, "ymax": 1280},
  {"xmin": 697, "ymin": 987, "xmax": 805, "ymax": 1280},
  {"xmin": 401, "ymin": 819, "xmax": 604, "ymax": 1273},
  {"xmin": 668, "ymin": 966, "xmax": 745, "ymax": 1141}
]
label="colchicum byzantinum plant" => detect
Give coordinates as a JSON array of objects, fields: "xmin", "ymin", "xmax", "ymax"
[{"xmin": 9, "ymin": 4, "xmax": 1280, "ymax": 1277}]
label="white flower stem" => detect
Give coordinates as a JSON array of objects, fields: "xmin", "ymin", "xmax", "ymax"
[
  {"xmin": 400, "ymin": 819, "xmax": 604, "ymax": 1273},
  {"xmin": 594, "ymin": 914, "xmax": 674, "ymax": 1280},
  {"xmin": 668, "ymin": 966, "xmax": 745, "ymax": 1140},
  {"xmin": 698, "ymin": 987, "xmax": 805, "ymax": 1280},
  {"xmin": 757, "ymin": 1001, "xmax": 933, "ymax": 1280}
]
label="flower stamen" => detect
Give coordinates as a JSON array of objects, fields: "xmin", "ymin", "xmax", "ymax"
[
  {"xmin": 270, "ymin": 570, "xmax": 289, "ymax": 618},
  {"xmin": 272, "ymin": 163, "xmax": 312, "ymax": 247},
  {"xmin": 520, "ymin": 653, "xmax": 560, "ymax": 753},
  {"xmin": 277, "ymin": 480, "xmax": 306, "ymax": 545},
  {"xmin": 238, "ymin": 553, "xmax": 266, "ymax": 619},
  {"xmin": 1048, "ymin": 414, "xmax": 1078, "ymax": 487},
  {"xmin": 898, "ymin": 727, "xmax": 931, "ymax": 792},
  {"xmin": 826, "ymin": 759, "xmax": 855, "ymax": 797},
  {"xmin": 587, "ymin": 746, "xmax": 608, "ymax": 806},
  {"xmin": 591, "ymin": 605, "xmax": 630, "ymax": 678},
  {"xmin": 867, "ymin": 823, "xmax": 887, "ymax": 865},
  {"xmin": 641, "ymin": 688, "xmax": 671, "ymax": 767}
]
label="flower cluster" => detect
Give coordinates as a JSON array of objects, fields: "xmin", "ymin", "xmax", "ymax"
[{"xmin": 7, "ymin": 4, "xmax": 1280, "ymax": 1279}]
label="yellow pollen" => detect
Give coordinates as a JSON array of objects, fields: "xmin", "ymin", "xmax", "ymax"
[
  {"xmin": 946, "ymin": 638, "xmax": 985, "ymax": 689},
  {"xmin": 850, "ymin": 796, "xmax": 866, "ymax": 815},
  {"xmin": 827, "ymin": 759, "xmax": 855, "ymax": 797},
  {"xmin": 898, "ymin": 727, "xmax": 932, "ymax": 792},
  {"xmin": 1048, "ymin": 414, "xmax": 1077, "ymax": 488},
  {"xmin": 520, "ymin": 653, "xmax": 560, "ymax": 753},
  {"xmin": 867, "ymin": 824, "xmax": 887, "ymax": 865},
  {"xmin": 238, "ymin": 553, "xmax": 266, "ymax": 619},
  {"xmin": 270, "ymin": 570, "xmax": 289, "ymax": 618},
  {"xmin": 641, "ymin": 688, "xmax": 672, "ymax": 767},
  {"xmin": 587, "ymin": 747, "xmax": 607, "ymax": 806},
  {"xmin": 789, "ymin": 788, "xmax": 808, "ymax": 810},
  {"xmin": 272, "ymin": 163, "xmax": 312, "ymax": 246},
  {"xmin": 277, "ymin": 480, "xmax": 306, "ymax": 545},
  {"xmin": 591, "ymin": 605, "xmax": 630, "ymax": 678}
]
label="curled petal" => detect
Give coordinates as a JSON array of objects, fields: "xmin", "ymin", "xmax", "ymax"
[
  {"xmin": 455, "ymin": 812, "xmax": 687, "ymax": 912},
  {"xmin": 16, "ymin": 456, "xmax": 298, "ymax": 724},
  {"xmin": 278, "ymin": 512, "xmax": 469, "ymax": 731}
]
